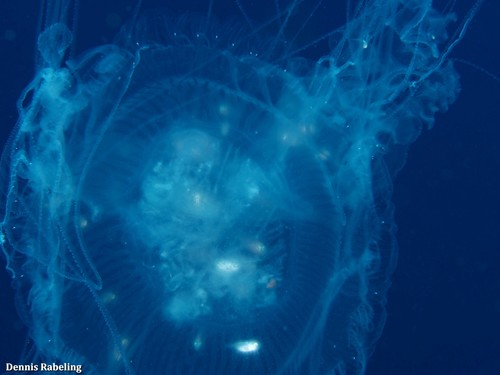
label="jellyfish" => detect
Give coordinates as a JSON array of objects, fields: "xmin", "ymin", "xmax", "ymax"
[{"xmin": 0, "ymin": 0, "xmax": 482, "ymax": 374}]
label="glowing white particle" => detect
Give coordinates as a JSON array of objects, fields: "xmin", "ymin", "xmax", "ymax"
[
  {"xmin": 216, "ymin": 260, "xmax": 240, "ymax": 273},
  {"xmin": 234, "ymin": 340, "xmax": 260, "ymax": 354},
  {"xmin": 362, "ymin": 39, "xmax": 368, "ymax": 49}
]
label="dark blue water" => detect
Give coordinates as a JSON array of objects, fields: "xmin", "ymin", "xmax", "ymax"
[
  {"xmin": 369, "ymin": 2, "xmax": 500, "ymax": 372},
  {"xmin": 0, "ymin": 1, "xmax": 499, "ymax": 374}
]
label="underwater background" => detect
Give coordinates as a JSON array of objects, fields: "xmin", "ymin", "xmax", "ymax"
[{"xmin": 0, "ymin": 0, "xmax": 499, "ymax": 374}]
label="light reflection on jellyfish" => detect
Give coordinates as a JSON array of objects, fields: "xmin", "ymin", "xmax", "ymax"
[{"xmin": 0, "ymin": 0, "xmax": 483, "ymax": 374}]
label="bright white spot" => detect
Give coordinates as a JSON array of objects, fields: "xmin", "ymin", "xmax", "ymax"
[
  {"xmin": 234, "ymin": 340, "xmax": 260, "ymax": 354},
  {"xmin": 362, "ymin": 39, "xmax": 368, "ymax": 49},
  {"xmin": 216, "ymin": 260, "xmax": 240, "ymax": 273}
]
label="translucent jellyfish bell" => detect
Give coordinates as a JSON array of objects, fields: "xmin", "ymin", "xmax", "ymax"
[{"xmin": 0, "ymin": 0, "xmax": 485, "ymax": 374}]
